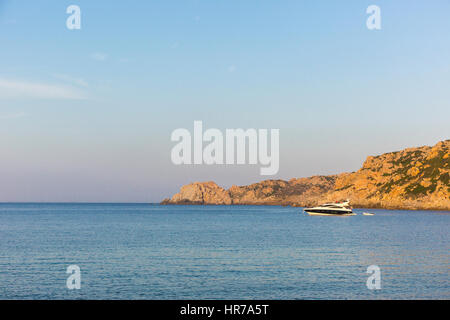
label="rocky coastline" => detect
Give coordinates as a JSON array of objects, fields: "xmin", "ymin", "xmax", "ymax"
[{"xmin": 162, "ymin": 140, "xmax": 450, "ymax": 211}]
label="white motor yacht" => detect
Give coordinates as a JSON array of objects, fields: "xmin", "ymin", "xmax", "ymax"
[{"xmin": 304, "ymin": 200, "xmax": 355, "ymax": 216}]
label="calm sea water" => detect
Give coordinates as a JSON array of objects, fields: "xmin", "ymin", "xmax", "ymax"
[{"xmin": 0, "ymin": 203, "xmax": 448, "ymax": 300}]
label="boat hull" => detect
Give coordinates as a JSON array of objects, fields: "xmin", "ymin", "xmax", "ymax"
[
  {"xmin": 306, "ymin": 211, "xmax": 356, "ymax": 216},
  {"xmin": 304, "ymin": 208, "xmax": 354, "ymax": 216}
]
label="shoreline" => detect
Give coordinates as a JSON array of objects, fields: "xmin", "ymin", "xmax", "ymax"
[
  {"xmin": 160, "ymin": 201, "xmax": 450, "ymax": 212},
  {"xmin": 0, "ymin": 202, "xmax": 448, "ymax": 211}
]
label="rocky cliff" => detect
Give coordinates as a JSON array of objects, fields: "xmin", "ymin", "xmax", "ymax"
[{"xmin": 161, "ymin": 140, "xmax": 450, "ymax": 210}]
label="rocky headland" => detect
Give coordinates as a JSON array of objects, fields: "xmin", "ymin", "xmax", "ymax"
[{"xmin": 162, "ymin": 140, "xmax": 450, "ymax": 210}]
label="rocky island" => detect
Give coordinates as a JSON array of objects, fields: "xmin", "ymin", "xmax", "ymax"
[{"xmin": 162, "ymin": 140, "xmax": 450, "ymax": 210}]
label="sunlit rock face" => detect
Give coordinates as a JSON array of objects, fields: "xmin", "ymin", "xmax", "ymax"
[
  {"xmin": 327, "ymin": 139, "xmax": 449, "ymax": 210},
  {"xmin": 162, "ymin": 181, "xmax": 232, "ymax": 205}
]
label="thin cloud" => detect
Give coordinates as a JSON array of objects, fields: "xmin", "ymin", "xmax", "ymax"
[
  {"xmin": 228, "ymin": 65, "xmax": 237, "ymax": 73},
  {"xmin": 91, "ymin": 52, "xmax": 108, "ymax": 61},
  {"xmin": 0, "ymin": 78, "xmax": 86, "ymax": 100},
  {"xmin": 2, "ymin": 19, "xmax": 17, "ymax": 25},
  {"xmin": 0, "ymin": 112, "xmax": 29, "ymax": 120},
  {"xmin": 52, "ymin": 73, "xmax": 88, "ymax": 87}
]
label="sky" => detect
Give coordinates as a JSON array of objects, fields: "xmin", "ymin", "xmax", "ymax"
[{"xmin": 0, "ymin": 0, "xmax": 449, "ymax": 202}]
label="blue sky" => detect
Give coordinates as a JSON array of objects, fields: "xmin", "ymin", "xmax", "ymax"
[{"xmin": 0, "ymin": 0, "xmax": 449, "ymax": 202}]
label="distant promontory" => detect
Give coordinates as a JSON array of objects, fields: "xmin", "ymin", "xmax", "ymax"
[{"xmin": 161, "ymin": 140, "xmax": 450, "ymax": 211}]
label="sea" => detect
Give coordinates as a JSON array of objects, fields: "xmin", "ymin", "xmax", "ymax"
[{"xmin": 0, "ymin": 203, "xmax": 448, "ymax": 300}]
